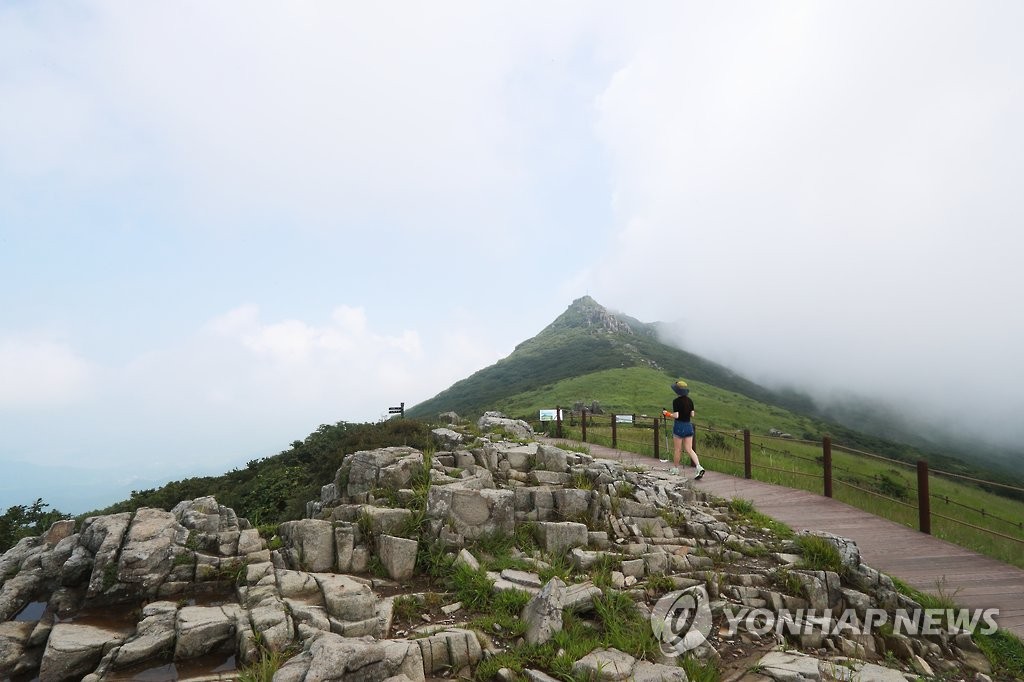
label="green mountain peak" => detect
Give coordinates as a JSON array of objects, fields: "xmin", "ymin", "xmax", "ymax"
[{"xmin": 407, "ymin": 296, "xmax": 759, "ymax": 419}]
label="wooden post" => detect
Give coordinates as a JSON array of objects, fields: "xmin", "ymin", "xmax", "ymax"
[
  {"xmin": 744, "ymin": 429, "xmax": 752, "ymax": 479},
  {"xmin": 823, "ymin": 436, "xmax": 833, "ymax": 498},
  {"xmin": 611, "ymin": 415, "xmax": 618, "ymax": 449},
  {"xmin": 653, "ymin": 417, "xmax": 660, "ymax": 461},
  {"xmin": 581, "ymin": 409, "xmax": 588, "ymax": 442},
  {"xmin": 556, "ymin": 406, "xmax": 562, "ymax": 439},
  {"xmin": 917, "ymin": 460, "xmax": 931, "ymax": 534}
]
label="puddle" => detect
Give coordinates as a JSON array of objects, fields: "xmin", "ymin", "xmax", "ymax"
[
  {"xmin": 106, "ymin": 652, "xmax": 237, "ymax": 681},
  {"xmin": 14, "ymin": 601, "xmax": 47, "ymax": 622},
  {"xmin": 180, "ymin": 588, "xmax": 235, "ymax": 608},
  {"xmin": 61, "ymin": 604, "xmax": 140, "ymax": 634}
]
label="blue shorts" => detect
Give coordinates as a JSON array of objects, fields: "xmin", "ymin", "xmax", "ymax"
[{"xmin": 673, "ymin": 421, "xmax": 694, "ymax": 438}]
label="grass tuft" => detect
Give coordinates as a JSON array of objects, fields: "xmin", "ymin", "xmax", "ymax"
[
  {"xmin": 795, "ymin": 535, "xmax": 844, "ymax": 574},
  {"xmin": 976, "ymin": 629, "xmax": 1024, "ymax": 678},
  {"xmin": 447, "ymin": 563, "xmax": 494, "ymax": 611}
]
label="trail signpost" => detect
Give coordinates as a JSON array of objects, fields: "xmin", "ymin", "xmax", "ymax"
[{"xmin": 388, "ymin": 402, "xmax": 404, "ymax": 418}]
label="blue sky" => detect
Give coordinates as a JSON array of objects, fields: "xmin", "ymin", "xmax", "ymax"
[{"xmin": 3, "ymin": 2, "xmax": 1023, "ymax": 513}]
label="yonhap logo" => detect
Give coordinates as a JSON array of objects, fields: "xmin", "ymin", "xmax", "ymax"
[{"xmin": 650, "ymin": 586, "xmax": 713, "ymax": 656}]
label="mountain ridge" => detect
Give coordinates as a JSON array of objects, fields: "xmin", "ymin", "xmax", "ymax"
[
  {"xmin": 408, "ymin": 295, "xmax": 812, "ymax": 419},
  {"xmin": 407, "ymin": 297, "xmax": 1022, "ymax": 485}
]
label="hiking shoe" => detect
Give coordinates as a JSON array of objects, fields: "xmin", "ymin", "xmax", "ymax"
[
  {"xmin": 669, "ymin": 467, "xmax": 679, "ymax": 475},
  {"xmin": 695, "ymin": 466, "xmax": 706, "ymax": 480}
]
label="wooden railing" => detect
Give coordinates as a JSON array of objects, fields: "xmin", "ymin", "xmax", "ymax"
[{"xmin": 528, "ymin": 408, "xmax": 1024, "ymax": 558}]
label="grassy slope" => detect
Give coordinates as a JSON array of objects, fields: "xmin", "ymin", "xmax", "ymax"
[
  {"xmin": 494, "ymin": 364, "xmax": 985, "ymax": 475},
  {"xmin": 510, "ymin": 368, "xmax": 1024, "ymax": 568},
  {"xmin": 493, "ymin": 366, "xmax": 824, "ymax": 438}
]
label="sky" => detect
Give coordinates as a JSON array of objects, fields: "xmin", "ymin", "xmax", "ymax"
[{"xmin": 2, "ymin": 1, "xmax": 1022, "ymax": 513}]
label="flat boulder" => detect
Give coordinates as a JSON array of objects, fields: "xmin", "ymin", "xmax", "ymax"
[
  {"xmin": 572, "ymin": 648, "xmax": 636, "ymax": 681},
  {"xmin": 427, "ymin": 487, "xmax": 514, "ymax": 540},
  {"xmin": 40, "ymin": 623, "xmax": 129, "ymax": 682}
]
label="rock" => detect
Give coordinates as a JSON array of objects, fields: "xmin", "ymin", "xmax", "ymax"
[
  {"xmin": 845, "ymin": 661, "xmax": 908, "ymax": 682},
  {"xmin": 911, "ymin": 654, "xmax": 934, "ymax": 678},
  {"xmin": 0, "ymin": 571, "xmax": 42, "ymax": 622},
  {"xmin": 620, "ymin": 558, "xmax": 645, "ymax": 579},
  {"xmin": 0, "ymin": 621, "xmax": 36, "ymax": 677},
  {"xmin": 535, "ymin": 445, "xmax": 569, "ymax": 472},
  {"xmin": 454, "ymin": 548, "xmax": 480, "ymax": 571},
  {"xmin": 570, "ymin": 548, "xmax": 603, "ymax": 571},
  {"xmin": 278, "ymin": 519, "xmax": 336, "ymax": 573},
  {"xmin": 172, "ymin": 497, "xmax": 238, "ymax": 534},
  {"xmin": 950, "ymin": 634, "xmax": 990, "ymax": 674},
  {"xmin": 111, "ymin": 601, "xmax": 177, "ymax": 668},
  {"xmin": 432, "ymin": 428, "xmax": 465, "ymax": 449},
  {"xmin": 378, "ymin": 535, "xmax": 418, "ymax": 581},
  {"xmin": 756, "ymin": 650, "xmax": 822, "ymax": 681},
  {"xmin": 562, "ymin": 582, "xmax": 602, "ymax": 613},
  {"xmin": 523, "ymin": 670, "xmax": 562, "ymax": 682},
  {"xmin": 631, "ymin": 660, "xmax": 687, "ymax": 681},
  {"xmin": 530, "ymin": 471, "xmax": 571, "ymax": 486},
  {"xmin": 427, "ymin": 487, "xmax": 514, "ymax": 540},
  {"xmin": 81, "ymin": 513, "xmax": 132, "ymax": 599},
  {"xmin": 572, "ymin": 648, "xmax": 636, "ymax": 681},
  {"xmin": 522, "ymin": 578, "xmax": 565, "ymax": 645},
  {"xmin": 883, "ymin": 633, "xmax": 915, "ymax": 661},
  {"xmin": 363, "ymin": 506, "xmax": 415, "ymax": 536},
  {"xmin": 798, "ymin": 530, "xmax": 861, "ymax": 569},
  {"xmin": 280, "ymin": 632, "xmax": 425, "ymax": 682},
  {"xmin": 497, "ymin": 569, "xmax": 542, "ymax": 592},
  {"xmin": 249, "ymin": 601, "xmax": 295, "ymax": 653},
  {"xmin": 118, "ymin": 508, "xmax": 185, "ymax": 592},
  {"xmin": 478, "ymin": 412, "xmax": 534, "ymax": 440},
  {"xmin": 588, "ymin": 531, "xmax": 610, "ymax": 549},
  {"xmin": 345, "ymin": 447, "xmax": 425, "ymax": 500},
  {"xmin": 334, "ymin": 523, "xmax": 357, "ymax": 572},
  {"xmin": 273, "ymin": 569, "xmax": 320, "ymax": 601},
  {"xmin": 534, "ymin": 522, "xmax": 588, "ymax": 555},
  {"xmin": 40, "ymin": 623, "xmax": 129, "ymax": 682},
  {"xmin": 315, "ymin": 574, "xmax": 376, "ymax": 622},
  {"xmin": 416, "ymin": 628, "xmax": 483, "ymax": 674},
  {"xmin": 43, "ymin": 519, "xmax": 77, "ymax": 546},
  {"xmin": 175, "ymin": 605, "xmax": 239, "ymax": 659}
]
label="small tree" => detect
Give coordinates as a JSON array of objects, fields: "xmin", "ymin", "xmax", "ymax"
[{"xmin": 0, "ymin": 498, "xmax": 68, "ymax": 553}]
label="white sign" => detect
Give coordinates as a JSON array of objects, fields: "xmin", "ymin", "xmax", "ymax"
[
  {"xmin": 615, "ymin": 414, "xmax": 634, "ymax": 424},
  {"xmin": 539, "ymin": 409, "xmax": 562, "ymax": 422}
]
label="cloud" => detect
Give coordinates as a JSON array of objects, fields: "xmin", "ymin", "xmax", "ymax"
[
  {"xmin": 0, "ymin": 304, "xmax": 502, "ymax": 474},
  {"xmin": 0, "ymin": 2, "xmax": 602, "ymax": 239},
  {"xmin": 0, "ymin": 336, "xmax": 94, "ymax": 408},
  {"xmin": 585, "ymin": 3, "xmax": 1024, "ymax": 446}
]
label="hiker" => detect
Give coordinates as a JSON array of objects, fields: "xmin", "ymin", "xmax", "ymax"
[{"xmin": 663, "ymin": 380, "xmax": 706, "ymax": 479}]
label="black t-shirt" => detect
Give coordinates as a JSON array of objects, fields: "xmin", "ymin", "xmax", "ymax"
[{"xmin": 673, "ymin": 395, "xmax": 694, "ymax": 422}]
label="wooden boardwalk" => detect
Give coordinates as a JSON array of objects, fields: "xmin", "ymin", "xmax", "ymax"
[{"xmin": 540, "ymin": 437, "xmax": 1024, "ymax": 638}]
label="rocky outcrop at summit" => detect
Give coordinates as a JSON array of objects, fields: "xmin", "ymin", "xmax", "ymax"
[{"xmin": 0, "ymin": 413, "xmax": 1009, "ymax": 681}]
